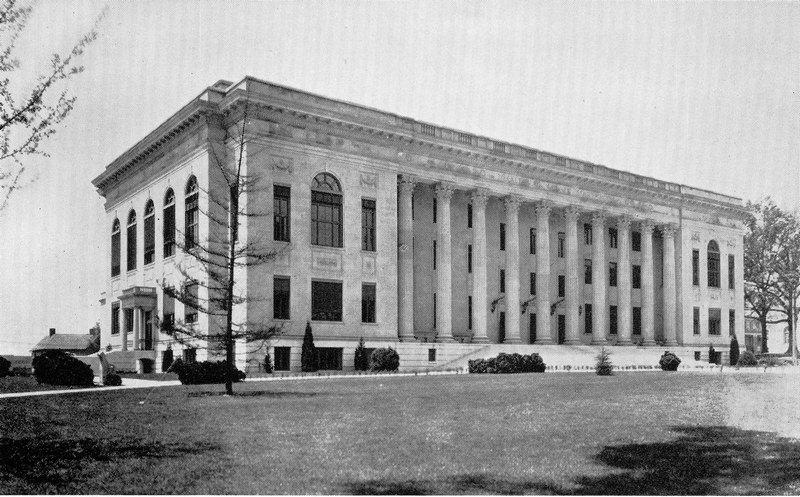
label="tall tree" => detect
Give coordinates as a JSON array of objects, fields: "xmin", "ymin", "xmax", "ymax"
[
  {"xmin": 0, "ymin": 1, "xmax": 103, "ymax": 211},
  {"xmin": 772, "ymin": 210, "xmax": 800, "ymax": 357},
  {"xmin": 162, "ymin": 94, "xmax": 280, "ymax": 395}
]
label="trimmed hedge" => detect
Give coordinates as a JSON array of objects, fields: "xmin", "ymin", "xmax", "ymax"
[
  {"xmin": 737, "ymin": 350, "xmax": 758, "ymax": 367},
  {"xmin": 659, "ymin": 351, "xmax": 681, "ymax": 371},
  {"xmin": 32, "ymin": 350, "xmax": 94, "ymax": 386},
  {"xmin": 172, "ymin": 359, "xmax": 246, "ymax": 385},
  {"xmin": 595, "ymin": 348, "xmax": 613, "ymax": 376},
  {"xmin": 369, "ymin": 347, "xmax": 400, "ymax": 372},
  {"xmin": 0, "ymin": 356, "xmax": 10, "ymax": 378},
  {"xmin": 104, "ymin": 372, "xmax": 122, "ymax": 386},
  {"xmin": 468, "ymin": 352, "xmax": 546, "ymax": 374}
]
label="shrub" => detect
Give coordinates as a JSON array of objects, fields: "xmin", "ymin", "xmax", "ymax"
[
  {"xmin": 104, "ymin": 372, "xmax": 122, "ymax": 386},
  {"xmin": 708, "ymin": 345, "xmax": 716, "ymax": 364},
  {"xmin": 263, "ymin": 352, "xmax": 273, "ymax": 374},
  {"xmin": 354, "ymin": 337, "xmax": 369, "ymax": 371},
  {"xmin": 11, "ymin": 366, "xmax": 29, "ymax": 377},
  {"xmin": 301, "ymin": 322, "xmax": 318, "ymax": 372},
  {"xmin": 468, "ymin": 353, "xmax": 545, "ymax": 374},
  {"xmin": 173, "ymin": 360, "xmax": 246, "ymax": 385},
  {"xmin": 0, "ymin": 356, "xmax": 10, "ymax": 378},
  {"xmin": 369, "ymin": 347, "xmax": 400, "ymax": 372},
  {"xmin": 659, "ymin": 351, "xmax": 681, "ymax": 371},
  {"xmin": 729, "ymin": 336, "xmax": 740, "ymax": 366},
  {"xmin": 32, "ymin": 350, "xmax": 94, "ymax": 386},
  {"xmin": 595, "ymin": 347, "xmax": 613, "ymax": 376},
  {"xmin": 738, "ymin": 350, "xmax": 758, "ymax": 367}
]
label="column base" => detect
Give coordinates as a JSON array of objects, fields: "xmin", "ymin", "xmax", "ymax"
[
  {"xmin": 534, "ymin": 338, "xmax": 554, "ymax": 345},
  {"xmin": 664, "ymin": 340, "xmax": 679, "ymax": 347},
  {"xmin": 398, "ymin": 334, "xmax": 417, "ymax": 342},
  {"xmin": 642, "ymin": 339, "xmax": 657, "ymax": 346},
  {"xmin": 616, "ymin": 338, "xmax": 634, "ymax": 346},
  {"xmin": 472, "ymin": 336, "xmax": 490, "ymax": 344},
  {"xmin": 436, "ymin": 335, "xmax": 455, "ymax": 343},
  {"xmin": 591, "ymin": 338, "xmax": 608, "ymax": 345},
  {"xmin": 503, "ymin": 338, "xmax": 522, "ymax": 344},
  {"xmin": 562, "ymin": 339, "xmax": 581, "ymax": 345}
]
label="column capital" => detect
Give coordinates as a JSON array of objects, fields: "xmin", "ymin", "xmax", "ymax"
[
  {"xmin": 640, "ymin": 219, "xmax": 655, "ymax": 235},
  {"xmin": 534, "ymin": 201, "xmax": 553, "ymax": 216},
  {"xmin": 503, "ymin": 195, "xmax": 522, "ymax": 213},
  {"xmin": 617, "ymin": 215, "xmax": 633, "ymax": 231},
  {"xmin": 470, "ymin": 189, "xmax": 490, "ymax": 207},
  {"xmin": 564, "ymin": 205, "xmax": 581, "ymax": 222},
  {"xmin": 661, "ymin": 224, "xmax": 678, "ymax": 238},
  {"xmin": 591, "ymin": 211, "xmax": 607, "ymax": 226},
  {"xmin": 398, "ymin": 176, "xmax": 417, "ymax": 194},
  {"xmin": 434, "ymin": 182, "xmax": 455, "ymax": 201}
]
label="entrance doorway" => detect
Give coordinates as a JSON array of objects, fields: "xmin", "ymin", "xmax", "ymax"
[
  {"xmin": 498, "ymin": 312, "xmax": 506, "ymax": 343},
  {"xmin": 558, "ymin": 315, "xmax": 566, "ymax": 344}
]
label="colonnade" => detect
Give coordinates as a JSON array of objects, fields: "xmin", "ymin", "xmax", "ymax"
[{"xmin": 397, "ymin": 177, "xmax": 680, "ymax": 346}]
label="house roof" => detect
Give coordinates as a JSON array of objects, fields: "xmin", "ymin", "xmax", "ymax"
[{"xmin": 31, "ymin": 334, "xmax": 100, "ymax": 352}]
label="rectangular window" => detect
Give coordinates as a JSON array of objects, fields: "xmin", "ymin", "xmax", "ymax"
[
  {"xmin": 163, "ymin": 203, "xmax": 175, "ymax": 257},
  {"xmin": 584, "ymin": 303, "xmax": 593, "ymax": 334},
  {"xmin": 144, "ymin": 214, "xmax": 155, "ymax": 265},
  {"xmin": 728, "ymin": 254, "xmax": 735, "ymax": 290},
  {"xmin": 111, "ymin": 302, "xmax": 120, "ymax": 335},
  {"xmin": 273, "ymin": 277, "xmax": 290, "ymax": 320},
  {"xmin": 692, "ymin": 249, "xmax": 700, "ymax": 286},
  {"xmin": 111, "ymin": 228, "xmax": 121, "ymax": 277},
  {"xmin": 433, "ymin": 240, "xmax": 437, "ymax": 270},
  {"xmin": 632, "ymin": 307, "xmax": 641, "ymax": 335},
  {"xmin": 311, "ymin": 191, "xmax": 343, "ymax": 247},
  {"xmin": 695, "ymin": 351, "xmax": 701, "ymax": 361},
  {"xmin": 185, "ymin": 192, "xmax": 199, "ymax": 250},
  {"xmin": 609, "ymin": 305, "xmax": 618, "ymax": 335},
  {"xmin": 185, "ymin": 281, "xmax": 198, "ymax": 324},
  {"xmin": 529, "ymin": 313, "xmax": 537, "ymax": 343},
  {"xmin": 529, "ymin": 228, "xmax": 536, "ymax": 254},
  {"xmin": 361, "ymin": 283, "xmax": 376, "ymax": 323},
  {"xmin": 312, "ymin": 281, "xmax": 343, "ymax": 321},
  {"xmin": 468, "ymin": 296, "xmax": 473, "ymax": 330},
  {"xmin": 467, "ymin": 203, "xmax": 473, "ymax": 228},
  {"xmin": 183, "ymin": 347, "xmax": 196, "ymax": 363},
  {"xmin": 709, "ymin": 250, "xmax": 721, "ymax": 288},
  {"xmin": 609, "ymin": 262, "xmax": 618, "ymax": 287},
  {"xmin": 162, "ymin": 289, "xmax": 174, "ymax": 331},
  {"xmin": 500, "ymin": 223, "xmax": 506, "ymax": 251},
  {"xmin": 584, "ymin": 223, "xmax": 593, "ymax": 245},
  {"xmin": 468, "ymin": 244, "xmax": 473, "ymax": 274},
  {"xmin": 609, "ymin": 228, "xmax": 618, "ymax": 249},
  {"xmin": 632, "ymin": 265, "xmax": 641, "ymax": 289},
  {"xmin": 558, "ymin": 275, "xmax": 565, "ymax": 297},
  {"xmin": 433, "ymin": 293, "xmax": 436, "ymax": 329},
  {"xmin": 317, "ymin": 348, "xmax": 343, "ymax": 370},
  {"xmin": 361, "ymin": 198, "xmax": 376, "ymax": 251},
  {"xmin": 499, "ymin": 311, "xmax": 506, "ymax": 343},
  {"xmin": 729, "ymin": 310, "xmax": 735, "ymax": 336},
  {"xmin": 274, "ymin": 347, "xmax": 290, "ymax": 371},
  {"xmin": 500, "ymin": 269, "xmax": 506, "ymax": 293},
  {"xmin": 558, "ymin": 232, "xmax": 565, "ymax": 258},
  {"xmin": 428, "ymin": 348, "xmax": 436, "ymax": 362},
  {"xmin": 709, "ymin": 308, "xmax": 721, "ymax": 335},
  {"xmin": 125, "ymin": 308, "xmax": 134, "ymax": 339},
  {"xmin": 632, "ymin": 231, "xmax": 641, "ymax": 252},
  {"xmin": 585, "ymin": 259, "xmax": 592, "ymax": 284},
  {"xmin": 530, "ymin": 272, "xmax": 536, "ymax": 295},
  {"xmin": 433, "ymin": 198, "xmax": 437, "ymax": 223},
  {"xmin": 127, "ymin": 222, "xmax": 137, "ymax": 271},
  {"xmin": 693, "ymin": 307, "xmax": 700, "ymax": 335}
]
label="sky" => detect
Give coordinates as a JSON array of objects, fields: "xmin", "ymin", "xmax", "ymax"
[{"xmin": 0, "ymin": 1, "xmax": 797, "ymax": 355}]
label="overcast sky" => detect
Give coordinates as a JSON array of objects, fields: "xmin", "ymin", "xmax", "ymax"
[{"xmin": 0, "ymin": 1, "xmax": 797, "ymax": 355}]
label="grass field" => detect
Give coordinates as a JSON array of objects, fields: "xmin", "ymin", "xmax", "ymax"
[{"xmin": 1, "ymin": 372, "xmax": 799, "ymax": 494}]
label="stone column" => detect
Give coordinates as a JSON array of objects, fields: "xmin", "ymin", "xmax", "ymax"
[
  {"xmin": 641, "ymin": 221, "xmax": 656, "ymax": 345},
  {"xmin": 435, "ymin": 183, "xmax": 455, "ymax": 342},
  {"xmin": 504, "ymin": 196, "xmax": 522, "ymax": 344},
  {"xmin": 397, "ymin": 176, "xmax": 416, "ymax": 341},
  {"xmin": 564, "ymin": 206, "xmax": 581, "ymax": 344},
  {"xmin": 535, "ymin": 202, "xmax": 553, "ymax": 344},
  {"xmin": 133, "ymin": 307, "xmax": 141, "ymax": 351},
  {"xmin": 121, "ymin": 308, "xmax": 128, "ymax": 351},
  {"xmin": 591, "ymin": 213, "xmax": 607, "ymax": 344},
  {"xmin": 617, "ymin": 216, "xmax": 633, "ymax": 345},
  {"xmin": 662, "ymin": 224, "xmax": 679, "ymax": 346},
  {"xmin": 471, "ymin": 190, "xmax": 490, "ymax": 343}
]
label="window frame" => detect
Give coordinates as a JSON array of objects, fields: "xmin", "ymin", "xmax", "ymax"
[
  {"xmin": 311, "ymin": 280, "xmax": 343, "ymax": 322},
  {"xmin": 273, "ymin": 184, "xmax": 291, "ymax": 243},
  {"xmin": 111, "ymin": 219, "xmax": 121, "ymax": 277},
  {"xmin": 361, "ymin": 198, "xmax": 376, "ymax": 251},
  {"xmin": 361, "ymin": 283, "xmax": 376, "ymax": 323},
  {"xmin": 631, "ymin": 231, "xmax": 641, "ymax": 252},
  {"xmin": 126, "ymin": 210, "xmax": 137, "ymax": 272},
  {"xmin": 585, "ymin": 259, "xmax": 592, "ymax": 284},
  {"xmin": 500, "ymin": 223, "xmax": 506, "ymax": 251},
  {"xmin": 708, "ymin": 241, "xmax": 721, "ymax": 288},
  {"xmin": 692, "ymin": 249, "xmax": 700, "ymax": 286},
  {"xmin": 185, "ymin": 176, "xmax": 199, "ymax": 250},
  {"xmin": 310, "ymin": 175, "xmax": 343, "ymax": 248},
  {"xmin": 144, "ymin": 200, "xmax": 155, "ymax": 265},
  {"xmin": 184, "ymin": 280, "xmax": 199, "ymax": 324},
  {"xmin": 274, "ymin": 347, "xmax": 291, "ymax": 371},
  {"xmin": 609, "ymin": 262, "xmax": 618, "ymax": 287},
  {"xmin": 609, "ymin": 227, "xmax": 618, "ymax": 249},
  {"xmin": 111, "ymin": 302, "xmax": 120, "ymax": 335},
  {"xmin": 728, "ymin": 254, "xmax": 735, "ymax": 290},
  {"xmin": 584, "ymin": 223, "xmax": 593, "ymax": 245},
  {"xmin": 163, "ymin": 188, "xmax": 176, "ymax": 258},
  {"xmin": 273, "ymin": 276, "xmax": 290, "ymax": 320},
  {"xmin": 529, "ymin": 228, "xmax": 536, "ymax": 254}
]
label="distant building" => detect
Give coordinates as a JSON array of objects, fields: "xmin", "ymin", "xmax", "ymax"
[
  {"xmin": 744, "ymin": 316, "xmax": 788, "ymax": 354},
  {"xmin": 31, "ymin": 328, "xmax": 100, "ymax": 357},
  {"xmin": 91, "ymin": 77, "xmax": 748, "ymax": 373}
]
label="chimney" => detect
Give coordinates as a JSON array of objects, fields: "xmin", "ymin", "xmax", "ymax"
[{"xmin": 49, "ymin": 328, "xmax": 56, "ymax": 336}]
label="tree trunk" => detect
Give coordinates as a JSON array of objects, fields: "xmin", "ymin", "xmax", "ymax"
[
  {"xmin": 760, "ymin": 314, "xmax": 769, "ymax": 354},
  {"xmin": 225, "ymin": 185, "xmax": 238, "ymax": 396}
]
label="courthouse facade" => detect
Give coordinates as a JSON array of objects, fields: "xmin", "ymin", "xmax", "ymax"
[{"xmin": 92, "ymin": 77, "xmax": 748, "ymax": 372}]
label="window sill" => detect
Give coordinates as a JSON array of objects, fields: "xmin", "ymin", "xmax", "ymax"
[
  {"xmin": 144, "ymin": 262, "xmax": 155, "ymax": 269},
  {"xmin": 311, "ymin": 320, "xmax": 344, "ymax": 325},
  {"xmin": 312, "ymin": 244, "xmax": 344, "ymax": 251},
  {"xmin": 163, "ymin": 255, "xmax": 175, "ymax": 262},
  {"xmin": 127, "ymin": 270, "xmax": 137, "ymax": 276},
  {"xmin": 361, "ymin": 249, "xmax": 376, "ymax": 254},
  {"xmin": 361, "ymin": 322, "xmax": 378, "ymax": 326}
]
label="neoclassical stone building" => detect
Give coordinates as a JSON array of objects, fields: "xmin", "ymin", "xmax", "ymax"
[{"xmin": 92, "ymin": 77, "xmax": 747, "ymax": 372}]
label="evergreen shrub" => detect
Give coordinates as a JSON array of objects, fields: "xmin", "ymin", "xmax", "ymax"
[
  {"xmin": 104, "ymin": 372, "xmax": 122, "ymax": 386},
  {"xmin": 595, "ymin": 348, "xmax": 613, "ymax": 376},
  {"xmin": 301, "ymin": 322, "xmax": 318, "ymax": 372},
  {"xmin": 369, "ymin": 347, "xmax": 400, "ymax": 372},
  {"xmin": 737, "ymin": 350, "xmax": 758, "ymax": 367},
  {"xmin": 729, "ymin": 336, "xmax": 740, "ymax": 366},
  {"xmin": 354, "ymin": 337, "xmax": 369, "ymax": 371},
  {"xmin": 0, "ymin": 356, "xmax": 10, "ymax": 378},
  {"xmin": 263, "ymin": 352, "xmax": 273, "ymax": 373},
  {"xmin": 468, "ymin": 353, "xmax": 545, "ymax": 374},
  {"xmin": 659, "ymin": 351, "xmax": 681, "ymax": 371},
  {"xmin": 172, "ymin": 359, "xmax": 246, "ymax": 385},
  {"xmin": 32, "ymin": 350, "xmax": 94, "ymax": 386}
]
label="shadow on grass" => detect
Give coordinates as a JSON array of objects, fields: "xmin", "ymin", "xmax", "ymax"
[
  {"xmin": 187, "ymin": 390, "xmax": 318, "ymax": 398},
  {"xmin": 346, "ymin": 426, "xmax": 800, "ymax": 495},
  {"xmin": 0, "ymin": 436, "xmax": 220, "ymax": 487}
]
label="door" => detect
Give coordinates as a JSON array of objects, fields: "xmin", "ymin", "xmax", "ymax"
[
  {"xmin": 498, "ymin": 312, "xmax": 506, "ymax": 343},
  {"xmin": 558, "ymin": 315, "xmax": 566, "ymax": 344},
  {"xmin": 144, "ymin": 311, "xmax": 153, "ymax": 350}
]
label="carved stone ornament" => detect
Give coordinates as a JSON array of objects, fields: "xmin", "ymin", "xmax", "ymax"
[
  {"xmin": 727, "ymin": 239, "xmax": 737, "ymax": 249},
  {"xmin": 270, "ymin": 156, "xmax": 293, "ymax": 173},
  {"xmin": 661, "ymin": 224, "xmax": 677, "ymax": 238},
  {"xmin": 564, "ymin": 205, "xmax": 581, "ymax": 222},
  {"xmin": 504, "ymin": 195, "xmax": 521, "ymax": 212},
  {"xmin": 534, "ymin": 201, "xmax": 553, "ymax": 216},
  {"xmin": 617, "ymin": 215, "xmax": 632, "ymax": 231},
  {"xmin": 470, "ymin": 189, "xmax": 490, "ymax": 207},
  {"xmin": 398, "ymin": 243, "xmax": 410, "ymax": 253},
  {"xmin": 692, "ymin": 231, "xmax": 701, "ymax": 242},
  {"xmin": 434, "ymin": 183, "xmax": 455, "ymax": 201},
  {"xmin": 591, "ymin": 212, "xmax": 607, "ymax": 227},
  {"xmin": 360, "ymin": 172, "xmax": 378, "ymax": 189}
]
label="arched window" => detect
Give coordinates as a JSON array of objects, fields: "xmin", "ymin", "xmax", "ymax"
[
  {"xmin": 311, "ymin": 172, "xmax": 343, "ymax": 247},
  {"xmin": 163, "ymin": 188, "xmax": 175, "ymax": 257},
  {"xmin": 708, "ymin": 240, "xmax": 720, "ymax": 288},
  {"xmin": 144, "ymin": 200, "xmax": 155, "ymax": 265},
  {"xmin": 111, "ymin": 219, "xmax": 121, "ymax": 277},
  {"xmin": 127, "ymin": 210, "xmax": 137, "ymax": 271},
  {"xmin": 185, "ymin": 176, "xmax": 199, "ymax": 250}
]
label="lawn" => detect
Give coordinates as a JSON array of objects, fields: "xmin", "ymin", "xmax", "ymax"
[
  {"xmin": 0, "ymin": 376, "xmax": 97, "ymax": 394},
  {"xmin": 1, "ymin": 372, "xmax": 800, "ymax": 494}
]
